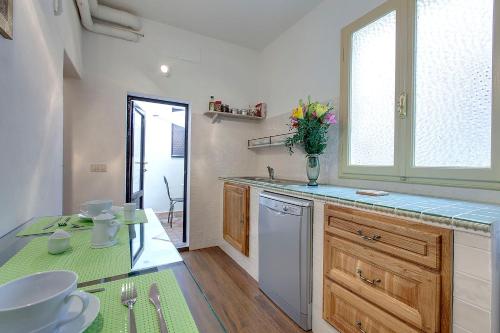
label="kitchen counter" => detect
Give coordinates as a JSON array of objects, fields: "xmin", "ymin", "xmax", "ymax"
[
  {"xmin": 221, "ymin": 177, "xmax": 500, "ymax": 232},
  {"xmin": 219, "ymin": 177, "xmax": 499, "ymax": 333}
]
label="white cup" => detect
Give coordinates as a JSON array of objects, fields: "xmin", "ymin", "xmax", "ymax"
[
  {"xmin": 91, "ymin": 213, "xmax": 121, "ymax": 248},
  {"xmin": 123, "ymin": 202, "xmax": 136, "ymax": 221},
  {"xmin": 80, "ymin": 200, "xmax": 113, "ymax": 217},
  {"xmin": 0, "ymin": 271, "xmax": 89, "ymax": 333}
]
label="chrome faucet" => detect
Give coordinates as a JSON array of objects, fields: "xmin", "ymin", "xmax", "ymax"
[{"xmin": 267, "ymin": 166, "xmax": 275, "ymax": 180}]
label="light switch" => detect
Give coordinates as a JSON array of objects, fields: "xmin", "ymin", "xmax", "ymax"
[{"xmin": 90, "ymin": 164, "xmax": 107, "ymax": 172}]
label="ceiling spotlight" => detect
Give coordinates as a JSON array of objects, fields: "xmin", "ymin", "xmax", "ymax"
[{"xmin": 160, "ymin": 65, "xmax": 169, "ymax": 75}]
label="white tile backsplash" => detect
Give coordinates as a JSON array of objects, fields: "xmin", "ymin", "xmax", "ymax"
[
  {"xmin": 453, "ymin": 324, "xmax": 473, "ymax": 333},
  {"xmin": 454, "ymin": 272, "xmax": 491, "ymax": 311},
  {"xmin": 454, "ymin": 244, "xmax": 491, "ymax": 281},
  {"xmin": 453, "ymin": 299, "xmax": 491, "ymax": 333},
  {"xmin": 455, "ymin": 231, "xmax": 491, "ymax": 251}
]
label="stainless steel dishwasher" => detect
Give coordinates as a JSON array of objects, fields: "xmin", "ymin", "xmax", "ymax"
[{"xmin": 259, "ymin": 192, "xmax": 313, "ymax": 331}]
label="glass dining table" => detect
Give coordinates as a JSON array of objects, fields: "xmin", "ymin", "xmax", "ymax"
[{"xmin": 0, "ymin": 209, "xmax": 226, "ymax": 333}]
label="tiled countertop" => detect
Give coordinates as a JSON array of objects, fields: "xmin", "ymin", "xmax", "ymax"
[{"xmin": 221, "ymin": 177, "xmax": 500, "ymax": 233}]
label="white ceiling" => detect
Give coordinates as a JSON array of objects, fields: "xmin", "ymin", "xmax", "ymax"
[{"xmin": 98, "ymin": 0, "xmax": 323, "ymax": 50}]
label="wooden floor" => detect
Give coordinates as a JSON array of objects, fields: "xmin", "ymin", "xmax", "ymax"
[{"xmin": 182, "ymin": 247, "xmax": 308, "ymax": 333}]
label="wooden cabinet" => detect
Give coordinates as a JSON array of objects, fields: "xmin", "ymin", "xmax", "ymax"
[
  {"xmin": 223, "ymin": 182, "xmax": 250, "ymax": 256},
  {"xmin": 323, "ymin": 204, "xmax": 452, "ymax": 333}
]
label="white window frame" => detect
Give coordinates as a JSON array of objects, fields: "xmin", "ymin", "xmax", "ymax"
[{"xmin": 339, "ymin": 0, "xmax": 500, "ymax": 190}]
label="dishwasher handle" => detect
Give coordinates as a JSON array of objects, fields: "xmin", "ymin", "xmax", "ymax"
[
  {"xmin": 262, "ymin": 204, "xmax": 294, "ymax": 216},
  {"xmin": 260, "ymin": 197, "xmax": 303, "ymax": 216}
]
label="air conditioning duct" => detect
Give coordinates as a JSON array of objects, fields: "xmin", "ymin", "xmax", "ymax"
[
  {"xmin": 76, "ymin": 0, "xmax": 143, "ymax": 42},
  {"xmin": 88, "ymin": 0, "xmax": 142, "ymax": 31}
]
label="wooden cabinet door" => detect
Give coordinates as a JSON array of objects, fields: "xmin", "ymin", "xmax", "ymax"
[
  {"xmin": 324, "ymin": 279, "xmax": 419, "ymax": 333},
  {"xmin": 324, "ymin": 235, "xmax": 440, "ymax": 332},
  {"xmin": 223, "ymin": 183, "xmax": 250, "ymax": 256}
]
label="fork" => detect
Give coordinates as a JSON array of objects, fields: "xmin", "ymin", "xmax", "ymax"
[
  {"xmin": 58, "ymin": 216, "xmax": 72, "ymax": 227},
  {"xmin": 42, "ymin": 216, "xmax": 63, "ymax": 230},
  {"xmin": 121, "ymin": 282, "xmax": 137, "ymax": 333}
]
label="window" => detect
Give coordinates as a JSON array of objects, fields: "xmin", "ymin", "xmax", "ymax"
[
  {"xmin": 171, "ymin": 124, "xmax": 185, "ymax": 158},
  {"xmin": 350, "ymin": 10, "xmax": 396, "ymax": 167},
  {"xmin": 340, "ymin": 0, "xmax": 499, "ymax": 189}
]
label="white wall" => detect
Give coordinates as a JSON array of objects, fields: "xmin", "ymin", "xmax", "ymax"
[
  {"xmin": 0, "ymin": 0, "xmax": 82, "ymax": 237},
  {"xmin": 254, "ymin": 0, "xmax": 500, "ymax": 205},
  {"xmin": 64, "ymin": 18, "xmax": 261, "ymax": 249},
  {"xmin": 139, "ymin": 101, "xmax": 185, "ymax": 212},
  {"xmin": 58, "ymin": 0, "xmax": 83, "ymax": 77}
]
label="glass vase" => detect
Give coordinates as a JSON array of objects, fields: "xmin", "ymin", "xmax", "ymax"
[{"xmin": 306, "ymin": 154, "xmax": 320, "ymax": 186}]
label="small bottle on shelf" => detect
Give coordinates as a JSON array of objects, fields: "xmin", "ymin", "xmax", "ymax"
[{"xmin": 209, "ymin": 96, "xmax": 215, "ymax": 111}]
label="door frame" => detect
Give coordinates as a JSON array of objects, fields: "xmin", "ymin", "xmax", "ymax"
[
  {"xmin": 126, "ymin": 93, "xmax": 191, "ymax": 244},
  {"xmin": 126, "ymin": 101, "xmax": 146, "ymax": 208}
]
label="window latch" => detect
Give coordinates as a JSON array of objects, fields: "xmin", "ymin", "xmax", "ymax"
[{"xmin": 398, "ymin": 92, "xmax": 407, "ymax": 119}]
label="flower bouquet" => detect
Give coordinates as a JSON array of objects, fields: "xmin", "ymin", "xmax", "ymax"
[{"xmin": 285, "ymin": 97, "xmax": 336, "ymax": 186}]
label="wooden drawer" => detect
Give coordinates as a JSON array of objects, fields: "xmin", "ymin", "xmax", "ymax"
[
  {"xmin": 325, "ymin": 204, "xmax": 441, "ymax": 269},
  {"xmin": 324, "ymin": 234, "xmax": 440, "ymax": 332},
  {"xmin": 324, "ymin": 279, "xmax": 419, "ymax": 333}
]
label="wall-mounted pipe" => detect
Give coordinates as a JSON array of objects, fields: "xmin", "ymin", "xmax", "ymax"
[
  {"xmin": 88, "ymin": 0, "xmax": 142, "ymax": 31},
  {"xmin": 76, "ymin": 0, "xmax": 140, "ymax": 42}
]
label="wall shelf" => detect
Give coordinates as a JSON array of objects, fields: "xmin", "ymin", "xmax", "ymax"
[
  {"xmin": 248, "ymin": 133, "xmax": 295, "ymax": 150},
  {"xmin": 204, "ymin": 111, "xmax": 265, "ymax": 123}
]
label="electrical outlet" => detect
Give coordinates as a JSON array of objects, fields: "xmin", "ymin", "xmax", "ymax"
[{"xmin": 90, "ymin": 164, "xmax": 107, "ymax": 172}]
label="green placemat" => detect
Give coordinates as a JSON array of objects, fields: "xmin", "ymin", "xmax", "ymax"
[
  {"xmin": 83, "ymin": 270, "xmax": 199, "ymax": 333},
  {"xmin": 16, "ymin": 215, "xmax": 94, "ymax": 237},
  {"xmin": 17, "ymin": 210, "xmax": 148, "ymax": 237},
  {"xmin": 115, "ymin": 209, "xmax": 149, "ymax": 225},
  {"xmin": 0, "ymin": 228, "xmax": 131, "ymax": 285}
]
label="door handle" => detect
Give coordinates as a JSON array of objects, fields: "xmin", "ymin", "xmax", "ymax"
[
  {"xmin": 356, "ymin": 230, "xmax": 381, "ymax": 242},
  {"xmin": 398, "ymin": 92, "xmax": 407, "ymax": 119},
  {"xmin": 356, "ymin": 268, "xmax": 381, "ymax": 285}
]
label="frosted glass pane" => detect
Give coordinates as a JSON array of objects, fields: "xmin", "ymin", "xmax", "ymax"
[
  {"xmin": 350, "ymin": 11, "xmax": 396, "ymax": 166},
  {"xmin": 414, "ymin": 0, "xmax": 493, "ymax": 168}
]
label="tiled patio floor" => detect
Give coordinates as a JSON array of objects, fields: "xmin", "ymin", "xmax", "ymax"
[{"xmin": 156, "ymin": 212, "xmax": 187, "ymax": 248}]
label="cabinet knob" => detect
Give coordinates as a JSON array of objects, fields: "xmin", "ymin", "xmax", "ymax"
[
  {"xmin": 356, "ymin": 230, "xmax": 381, "ymax": 242},
  {"xmin": 355, "ymin": 320, "xmax": 367, "ymax": 333}
]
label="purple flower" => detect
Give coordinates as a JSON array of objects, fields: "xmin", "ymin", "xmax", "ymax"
[{"xmin": 324, "ymin": 112, "xmax": 337, "ymax": 125}]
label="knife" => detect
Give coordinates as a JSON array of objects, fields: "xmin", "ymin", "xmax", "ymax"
[{"xmin": 149, "ymin": 283, "xmax": 169, "ymax": 333}]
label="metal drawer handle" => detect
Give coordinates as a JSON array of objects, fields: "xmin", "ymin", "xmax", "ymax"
[
  {"xmin": 357, "ymin": 268, "xmax": 381, "ymax": 285},
  {"xmin": 355, "ymin": 320, "xmax": 367, "ymax": 333},
  {"xmin": 356, "ymin": 230, "xmax": 381, "ymax": 242}
]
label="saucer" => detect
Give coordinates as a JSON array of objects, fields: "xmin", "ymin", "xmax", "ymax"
[
  {"xmin": 79, "ymin": 207, "xmax": 118, "ymax": 221},
  {"xmin": 77, "ymin": 213, "xmax": 93, "ymax": 221},
  {"xmin": 34, "ymin": 292, "xmax": 100, "ymax": 333},
  {"xmin": 91, "ymin": 239, "xmax": 118, "ymax": 249},
  {"xmin": 58, "ymin": 292, "xmax": 100, "ymax": 333}
]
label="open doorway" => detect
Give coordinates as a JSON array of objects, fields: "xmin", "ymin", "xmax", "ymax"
[{"xmin": 126, "ymin": 95, "xmax": 189, "ymax": 248}]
